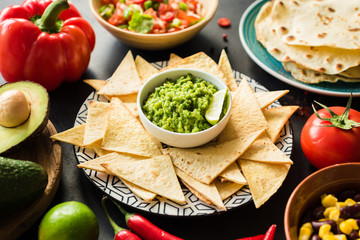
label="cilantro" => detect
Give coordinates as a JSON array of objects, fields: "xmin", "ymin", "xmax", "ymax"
[{"xmin": 128, "ymin": 11, "xmax": 154, "ymax": 34}]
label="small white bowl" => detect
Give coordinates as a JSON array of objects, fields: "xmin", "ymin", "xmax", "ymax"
[{"xmin": 137, "ymin": 68, "xmax": 232, "ymax": 148}]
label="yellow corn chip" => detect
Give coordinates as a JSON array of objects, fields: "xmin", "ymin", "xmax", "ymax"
[
  {"xmin": 83, "ymin": 79, "xmax": 107, "ymax": 92},
  {"xmin": 218, "ymin": 49, "xmax": 238, "ymax": 91},
  {"xmin": 51, "ymin": 124, "xmax": 89, "ymax": 148},
  {"xmin": 101, "ymin": 97, "xmax": 162, "ymax": 157},
  {"xmin": 98, "ymin": 51, "xmax": 142, "ymax": 96},
  {"xmin": 214, "ymin": 179, "xmax": 245, "ymax": 201},
  {"xmin": 238, "ymin": 159, "xmax": 291, "ymax": 208},
  {"xmin": 263, "ymin": 106, "xmax": 299, "ymax": 143},
  {"xmin": 163, "ymin": 129, "xmax": 264, "ymax": 185},
  {"xmin": 102, "ymin": 154, "xmax": 185, "ymax": 204},
  {"xmin": 255, "ymin": 90, "xmax": 289, "ymax": 110},
  {"xmin": 135, "ymin": 55, "xmax": 159, "ymax": 84},
  {"xmin": 175, "ymin": 167, "xmax": 226, "ymax": 211},
  {"xmin": 168, "ymin": 53, "xmax": 183, "ymax": 66},
  {"xmin": 219, "ymin": 162, "xmax": 247, "ymax": 184}
]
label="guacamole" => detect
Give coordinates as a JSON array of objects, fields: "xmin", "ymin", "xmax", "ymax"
[{"xmin": 142, "ymin": 74, "xmax": 218, "ymax": 133}]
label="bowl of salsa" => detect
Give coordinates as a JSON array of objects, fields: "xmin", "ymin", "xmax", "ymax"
[
  {"xmin": 137, "ymin": 68, "xmax": 232, "ymax": 148},
  {"xmin": 89, "ymin": 0, "xmax": 219, "ymax": 50}
]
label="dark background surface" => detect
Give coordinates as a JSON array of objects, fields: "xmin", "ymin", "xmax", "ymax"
[{"xmin": 0, "ymin": 0, "xmax": 359, "ymax": 239}]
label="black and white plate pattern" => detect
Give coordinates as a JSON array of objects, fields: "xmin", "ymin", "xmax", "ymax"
[{"xmin": 74, "ymin": 61, "xmax": 293, "ymax": 216}]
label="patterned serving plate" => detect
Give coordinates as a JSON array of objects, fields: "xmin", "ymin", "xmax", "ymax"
[
  {"xmin": 239, "ymin": 0, "xmax": 360, "ymax": 97},
  {"xmin": 74, "ymin": 61, "xmax": 293, "ymax": 216}
]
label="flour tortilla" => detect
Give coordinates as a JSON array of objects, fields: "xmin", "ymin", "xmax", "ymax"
[
  {"xmin": 135, "ymin": 55, "xmax": 159, "ymax": 84},
  {"xmin": 83, "ymin": 101, "xmax": 109, "ymax": 147},
  {"xmin": 270, "ymin": 0, "xmax": 360, "ymax": 50},
  {"xmin": 218, "ymin": 79, "xmax": 268, "ymax": 142},
  {"xmin": 283, "ymin": 61, "xmax": 360, "ymax": 84},
  {"xmin": 98, "ymin": 51, "xmax": 142, "ymax": 96},
  {"xmin": 238, "ymin": 159, "xmax": 291, "ymax": 208},
  {"xmin": 101, "ymin": 154, "xmax": 186, "ymax": 204},
  {"xmin": 263, "ymin": 106, "xmax": 299, "ymax": 143},
  {"xmin": 218, "ymin": 49, "xmax": 238, "ymax": 91},
  {"xmin": 255, "ymin": 1, "xmax": 360, "ymax": 74},
  {"xmin": 175, "ymin": 167, "xmax": 226, "ymax": 211},
  {"xmin": 101, "ymin": 97, "xmax": 162, "ymax": 157},
  {"xmin": 163, "ymin": 129, "xmax": 263, "ymax": 185},
  {"xmin": 51, "ymin": 124, "xmax": 89, "ymax": 148},
  {"xmin": 78, "ymin": 152, "xmax": 156, "ymax": 201}
]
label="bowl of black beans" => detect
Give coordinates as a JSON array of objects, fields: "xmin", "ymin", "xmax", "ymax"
[{"xmin": 284, "ymin": 163, "xmax": 360, "ymax": 240}]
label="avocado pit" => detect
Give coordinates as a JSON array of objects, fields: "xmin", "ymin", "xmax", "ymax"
[{"xmin": 0, "ymin": 90, "xmax": 31, "ymax": 128}]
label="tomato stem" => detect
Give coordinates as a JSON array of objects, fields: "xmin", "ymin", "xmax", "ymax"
[{"xmin": 313, "ymin": 93, "xmax": 360, "ymax": 130}]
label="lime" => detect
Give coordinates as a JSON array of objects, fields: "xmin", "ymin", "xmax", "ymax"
[
  {"xmin": 205, "ymin": 89, "xmax": 228, "ymax": 125},
  {"xmin": 38, "ymin": 201, "xmax": 99, "ymax": 240}
]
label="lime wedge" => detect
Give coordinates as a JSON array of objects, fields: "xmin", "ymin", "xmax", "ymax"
[{"xmin": 205, "ymin": 89, "xmax": 228, "ymax": 125}]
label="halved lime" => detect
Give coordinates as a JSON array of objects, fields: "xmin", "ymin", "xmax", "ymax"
[{"xmin": 205, "ymin": 89, "xmax": 228, "ymax": 125}]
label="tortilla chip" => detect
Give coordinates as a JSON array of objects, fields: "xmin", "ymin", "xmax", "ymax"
[
  {"xmin": 124, "ymin": 102, "xmax": 138, "ymax": 118},
  {"xmin": 238, "ymin": 159, "xmax": 291, "ymax": 208},
  {"xmin": 255, "ymin": 90, "xmax": 289, "ymax": 109},
  {"xmin": 218, "ymin": 79, "xmax": 269, "ymax": 142},
  {"xmin": 102, "ymin": 154, "xmax": 185, "ymax": 204},
  {"xmin": 219, "ymin": 162, "xmax": 247, "ymax": 184},
  {"xmin": 240, "ymin": 135, "xmax": 293, "ymax": 164},
  {"xmin": 83, "ymin": 101, "xmax": 110, "ymax": 147},
  {"xmin": 135, "ymin": 55, "xmax": 159, "ymax": 84},
  {"xmin": 91, "ymin": 139, "xmax": 113, "ymax": 157},
  {"xmin": 163, "ymin": 129, "xmax": 264, "ymax": 185},
  {"xmin": 101, "ymin": 97, "xmax": 162, "ymax": 157},
  {"xmin": 51, "ymin": 124, "xmax": 90, "ymax": 149},
  {"xmin": 168, "ymin": 53, "xmax": 183, "ymax": 66},
  {"xmin": 263, "ymin": 106, "xmax": 299, "ymax": 143},
  {"xmin": 218, "ymin": 49, "xmax": 238, "ymax": 91},
  {"xmin": 214, "ymin": 179, "xmax": 245, "ymax": 201},
  {"xmin": 78, "ymin": 152, "xmax": 156, "ymax": 201},
  {"xmin": 98, "ymin": 51, "xmax": 142, "ymax": 96},
  {"xmin": 175, "ymin": 167, "xmax": 226, "ymax": 211},
  {"xmin": 83, "ymin": 79, "xmax": 107, "ymax": 92},
  {"xmin": 162, "ymin": 52, "xmax": 227, "ymax": 85}
]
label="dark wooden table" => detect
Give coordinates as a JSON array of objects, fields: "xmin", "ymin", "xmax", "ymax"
[{"xmin": 1, "ymin": 0, "xmax": 359, "ymax": 239}]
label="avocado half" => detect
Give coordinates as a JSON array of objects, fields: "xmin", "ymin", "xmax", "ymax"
[{"xmin": 0, "ymin": 81, "xmax": 49, "ymax": 154}]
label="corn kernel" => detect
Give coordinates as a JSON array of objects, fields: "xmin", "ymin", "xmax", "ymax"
[
  {"xmin": 322, "ymin": 194, "xmax": 338, "ymax": 208},
  {"xmin": 336, "ymin": 202, "xmax": 348, "ymax": 209},
  {"xmin": 298, "ymin": 224, "xmax": 313, "ymax": 240},
  {"xmin": 324, "ymin": 207, "xmax": 337, "ymax": 219},
  {"xmin": 333, "ymin": 234, "xmax": 347, "ymax": 240},
  {"xmin": 328, "ymin": 208, "xmax": 340, "ymax": 221},
  {"xmin": 336, "ymin": 218, "xmax": 345, "ymax": 225},
  {"xmin": 346, "ymin": 218, "xmax": 359, "ymax": 230},
  {"xmin": 339, "ymin": 221, "xmax": 353, "ymax": 235},
  {"xmin": 345, "ymin": 198, "xmax": 357, "ymax": 206},
  {"xmin": 319, "ymin": 224, "xmax": 332, "ymax": 238},
  {"xmin": 323, "ymin": 233, "xmax": 335, "ymax": 240}
]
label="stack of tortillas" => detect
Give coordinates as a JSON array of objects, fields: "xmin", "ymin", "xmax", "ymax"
[
  {"xmin": 255, "ymin": 0, "xmax": 360, "ymax": 84},
  {"xmin": 51, "ymin": 50, "xmax": 298, "ymax": 210}
]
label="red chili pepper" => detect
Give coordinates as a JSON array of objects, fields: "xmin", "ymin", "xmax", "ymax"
[
  {"xmin": 0, "ymin": 0, "xmax": 95, "ymax": 91},
  {"xmin": 236, "ymin": 234, "xmax": 265, "ymax": 240},
  {"xmin": 110, "ymin": 197, "xmax": 183, "ymax": 240},
  {"xmin": 263, "ymin": 224, "xmax": 276, "ymax": 240},
  {"xmin": 102, "ymin": 196, "xmax": 142, "ymax": 240},
  {"xmin": 218, "ymin": 17, "xmax": 231, "ymax": 27}
]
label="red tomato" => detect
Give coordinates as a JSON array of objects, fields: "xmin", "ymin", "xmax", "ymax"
[
  {"xmin": 218, "ymin": 17, "xmax": 231, "ymax": 27},
  {"xmin": 107, "ymin": 2, "xmax": 125, "ymax": 26},
  {"xmin": 300, "ymin": 103, "xmax": 360, "ymax": 169},
  {"xmin": 159, "ymin": 11, "xmax": 175, "ymax": 21}
]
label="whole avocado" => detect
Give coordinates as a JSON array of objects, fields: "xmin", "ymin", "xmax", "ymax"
[{"xmin": 0, "ymin": 156, "xmax": 48, "ymax": 218}]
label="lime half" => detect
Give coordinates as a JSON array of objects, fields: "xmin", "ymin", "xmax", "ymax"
[{"xmin": 205, "ymin": 89, "xmax": 228, "ymax": 125}]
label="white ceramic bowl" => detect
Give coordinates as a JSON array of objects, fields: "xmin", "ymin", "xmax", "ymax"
[
  {"xmin": 89, "ymin": 0, "xmax": 219, "ymax": 50},
  {"xmin": 137, "ymin": 68, "xmax": 232, "ymax": 148}
]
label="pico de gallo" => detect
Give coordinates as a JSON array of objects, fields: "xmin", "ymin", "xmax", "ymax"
[{"xmin": 98, "ymin": 0, "xmax": 203, "ymax": 34}]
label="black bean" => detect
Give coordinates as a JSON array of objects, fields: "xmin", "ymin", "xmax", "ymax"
[
  {"xmin": 349, "ymin": 230, "xmax": 359, "ymax": 240},
  {"xmin": 340, "ymin": 203, "xmax": 360, "ymax": 219},
  {"xmin": 311, "ymin": 220, "xmax": 337, "ymax": 232},
  {"xmin": 312, "ymin": 205, "xmax": 325, "ymax": 220},
  {"xmin": 310, "ymin": 234, "xmax": 321, "ymax": 240},
  {"xmin": 354, "ymin": 193, "xmax": 360, "ymax": 202},
  {"xmin": 338, "ymin": 189, "xmax": 357, "ymax": 202}
]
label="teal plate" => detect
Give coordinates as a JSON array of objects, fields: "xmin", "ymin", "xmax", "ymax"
[{"xmin": 239, "ymin": 0, "xmax": 360, "ymax": 97}]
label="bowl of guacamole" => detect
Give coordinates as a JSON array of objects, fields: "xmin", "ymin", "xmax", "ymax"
[{"xmin": 137, "ymin": 68, "xmax": 232, "ymax": 148}]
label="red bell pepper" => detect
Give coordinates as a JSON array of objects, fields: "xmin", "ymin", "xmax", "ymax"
[{"xmin": 0, "ymin": 0, "xmax": 95, "ymax": 91}]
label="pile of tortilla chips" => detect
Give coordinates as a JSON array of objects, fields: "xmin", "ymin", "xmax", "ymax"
[
  {"xmin": 52, "ymin": 50, "xmax": 298, "ymax": 210},
  {"xmin": 255, "ymin": 0, "xmax": 360, "ymax": 84}
]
